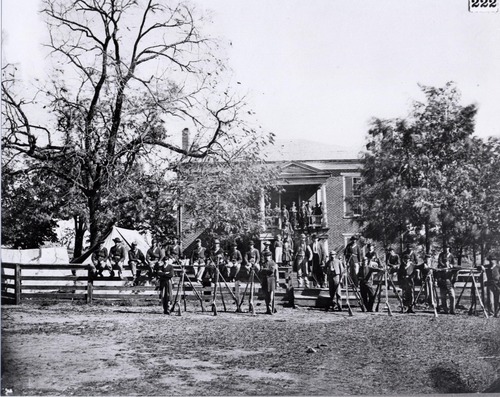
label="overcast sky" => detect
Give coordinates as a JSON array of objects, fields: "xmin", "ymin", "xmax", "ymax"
[{"xmin": 2, "ymin": 0, "xmax": 500, "ymax": 150}]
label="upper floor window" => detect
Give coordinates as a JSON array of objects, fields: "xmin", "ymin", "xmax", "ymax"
[{"xmin": 344, "ymin": 175, "xmax": 362, "ymax": 217}]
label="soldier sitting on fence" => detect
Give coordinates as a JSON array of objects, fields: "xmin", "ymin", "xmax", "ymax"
[
  {"xmin": 146, "ymin": 239, "xmax": 165, "ymax": 281},
  {"xmin": 89, "ymin": 240, "xmax": 111, "ymax": 278},
  {"xmin": 128, "ymin": 242, "xmax": 149, "ymax": 286},
  {"xmin": 225, "ymin": 243, "xmax": 242, "ymax": 282},
  {"xmin": 109, "ymin": 238, "xmax": 126, "ymax": 279}
]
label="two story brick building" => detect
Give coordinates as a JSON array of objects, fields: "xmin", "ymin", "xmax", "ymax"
[{"xmin": 259, "ymin": 139, "xmax": 362, "ymax": 253}]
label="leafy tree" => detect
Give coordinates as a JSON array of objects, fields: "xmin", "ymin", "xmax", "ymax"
[
  {"xmin": 1, "ymin": 169, "xmax": 59, "ymax": 248},
  {"xmin": 358, "ymin": 82, "xmax": 480, "ymax": 255},
  {"xmin": 2, "ymin": 0, "xmax": 272, "ymax": 250}
]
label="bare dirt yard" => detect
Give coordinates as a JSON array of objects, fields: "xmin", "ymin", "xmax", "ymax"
[{"xmin": 2, "ymin": 301, "xmax": 500, "ymax": 396}]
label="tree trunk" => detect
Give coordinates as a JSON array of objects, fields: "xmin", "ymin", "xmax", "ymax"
[
  {"xmin": 88, "ymin": 192, "xmax": 101, "ymax": 247},
  {"xmin": 424, "ymin": 222, "xmax": 431, "ymax": 254},
  {"xmin": 73, "ymin": 215, "xmax": 86, "ymax": 259},
  {"xmin": 457, "ymin": 245, "xmax": 463, "ymax": 267}
]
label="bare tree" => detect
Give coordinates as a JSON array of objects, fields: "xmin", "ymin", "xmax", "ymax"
[{"xmin": 2, "ymin": 0, "xmax": 271, "ymax": 251}]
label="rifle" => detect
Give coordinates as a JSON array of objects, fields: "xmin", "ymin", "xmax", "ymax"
[{"xmin": 176, "ymin": 259, "xmax": 206, "ymax": 313}]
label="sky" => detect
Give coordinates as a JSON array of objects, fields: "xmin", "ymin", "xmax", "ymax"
[{"xmin": 2, "ymin": 0, "xmax": 500, "ymax": 151}]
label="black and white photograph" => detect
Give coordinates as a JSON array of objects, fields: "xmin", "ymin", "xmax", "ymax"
[{"xmin": 1, "ymin": 0, "xmax": 500, "ymax": 395}]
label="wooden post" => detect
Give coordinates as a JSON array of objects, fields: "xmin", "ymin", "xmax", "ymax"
[
  {"xmin": 15, "ymin": 264, "xmax": 21, "ymax": 305},
  {"xmin": 87, "ymin": 280, "xmax": 93, "ymax": 304}
]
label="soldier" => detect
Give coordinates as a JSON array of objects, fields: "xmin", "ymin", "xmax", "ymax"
[
  {"xmin": 167, "ymin": 236, "xmax": 182, "ymax": 262},
  {"xmin": 435, "ymin": 248, "xmax": 457, "ymax": 315},
  {"xmin": 344, "ymin": 236, "xmax": 362, "ymax": 286},
  {"xmin": 365, "ymin": 243, "xmax": 380, "ymax": 266},
  {"xmin": 385, "ymin": 247, "xmax": 400, "ymax": 272},
  {"xmin": 415, "ymin": 254, "xmax": 437, "ymax": 309},
  {"xmin": 245, "ymin": 240, "xmax": 260, "ymax": 268},
  {"xmin": 128, "ymin": 241, "xmax": 147, "ymax": 285},
  {"xmin": 438, "ymin": 246, "xmax": 455, "ymax": 268},
  {"xmin": 226, "ymin": 243, "xmax": 242, "ymax": 282},
  {"xmin": 109, "ymin": 237, "xmax": 126, "ymax": 279},
  {"xmin": 282, "ymin": 235, "xmax": 293, "ymax": 268},
  {"xmin": 310, "ymin": 235, "xmax": 326, "ymax": 288},
  {"xmin": 398, "ymin": 254, "xmax": 416, "ymax": 313},
  {"xmin": 358, "ymin": 257, "xmax": 382, "ymax": 312},
  {"xmin": 157, "ymin": 256, "xmax": 175, "ymax": 315},
  {"xmin": 281, "ymin": 205, "xmax": 289, "ymax": 229},
  {"xmin": 290, "ymin": 202, "xmax": 298, "ymax": 230},
  {"xmin": 295, "ymin": 234, "xmax": 313, "ymax": 288},
  {"xmin": 274, "ymin": 234, "xmax": 283, "ymax": 265},
  {"xmin": 325, "ymin": 250, "xmax": 344, "ymax": 311},
  {"xmin": 259, "ymin": 250, "xmax": 279, "ymax": 314},
  {"xmin": 89, "ymin": 240, "xmax": 111, "ymax": 278},
  {"xmin": 146, "ymin": 239, "xmax": 165, "ymax": 280},
  {"xmin": 481, "ymin": 255, "xmax": 500, "ymax": 317},
  {"xmin": 190, "ymin": 239, "xmax": 207, "ymax": 283},
  {"xmin": 402, "ymin": 243, "xmax": 419, "ymax": 266},
  {"xmin": 208, "ymin": 239, "xmax": 226, "ymax": 282}
]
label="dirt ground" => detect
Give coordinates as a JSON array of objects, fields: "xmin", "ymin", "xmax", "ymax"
[{"xmin": 2, "ymin": 301, "xmax": 500, "ymax": 396}]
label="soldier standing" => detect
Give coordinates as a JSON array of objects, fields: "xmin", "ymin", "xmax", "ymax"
[
  {"xmin": 310, "ymin": 235, "xmax": 326, "ymax": 288},
  {"xmin": 326, "ymin": 250, "xmax": 344, "ymax": 311},
  {"xmin": 259, "ymin": 250, "xmax": 279, "ymax": 314},
  {"xmin": 344, "ymin": 236, "xmax": 362, "ymax": 286},
  {"xmin": 398, "ymin": 254, "xmax": 416, "ymax": 313},
  {"xmin": 358, "ymin": 257, "xmax": 381, "ymax": 312},
  {"xmin": 295, "ymin": 234, "xmax": 313, "ymax": 288},
  {"xmin": 482, "ymin": 255, "xmax": 500, "ymax": 317},
  {"xmin": 436, "ymin": 247, "xmax": 457, "ymax": 315},
  {"xmin": 157, "ymin": 257, "xmax": 175, "ymax": 315}
]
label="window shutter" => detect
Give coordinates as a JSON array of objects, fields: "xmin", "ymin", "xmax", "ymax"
[{"xmin": 344, "ymin": 176, "xmax": 353, "ymax": 217}]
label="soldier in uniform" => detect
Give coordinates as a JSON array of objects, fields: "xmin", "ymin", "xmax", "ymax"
[
  {"xmin": 259, "ymin": 250, "xmax": 279, "ymax": 314},
  {"xmin": 207, "ymin": 239, "xmax": 226, "ymax": 282},
  {"xmin": 358, "ymin": 257, "xmax": 382, "ymax": 312},
  {"xmin": 190, "ymin": 238, "xmax": 207, "ymax": 283},
  {"xmin": 325, "ymin": 250, "xmax": 344, "ymax": 311},
  {"xmin": 167, "ymin": 236, "xmax": 182, "ymax": 262},
  {"xmin": 344, "ymin": 236, "xmax": 362, "ymax": 286},
  {"xmin": 398, "ymin": 254, "xmax": 416, "ymax": 313},
  {"xmin": 435, "ymin": 248, "xmax": 457, "ymax": 315},
  {"xmin": 245, "ymin": 240, "xmax": 261, "ymax": 269},
  {"xmin": 128, "ymin": 241, "xmax": 147, "ymax": 285},
  {"xmin": 89, "ymin": 240, "xmax": 111, "ymax": 278},
  {"xmin": 310, "ymin": 235, "xmax": 326, "ymax": 288},
  {"xmin": 481, "ymin": 255, "xmax": 500, "ymax": 317},
  {"xmin": 109, "ymin": 238, "xmax": 126, "ymax": 279},
  {"xmin": 402, "ymin": 243, "xmax": 419, "ymax": 266},
  {"xmin": 290, "ymin": 202, "xmax": 298, "ymax": 230},
  {"xmin": 146, "ymin": 239, "xmax": 165, "ymax": 280},
  {"xmin": 282, "ymin": 235, "xmax": 293, "ymax": 268},
  {"xmin": 365, "ymin": 243, "xmax": 381, "ymax": 266},
  {"xmin": 226, "ymin": 243, "xmax": 242, "ymax": 282},
  {"xmin": 157, "ymin": 256, "xmax": 175, "ymax": 314},
  {"xmin": 294, "ymin": 234, "xmax": 313, "ymax": 288},
  {"xmin": 274, "ymin": 235, "xmax": 283, "ymax": 265}
]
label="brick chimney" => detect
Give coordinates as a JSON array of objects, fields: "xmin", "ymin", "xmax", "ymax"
[{"xmin": 182, "ymin": 128, "xmax": 190, "ymax": 152}]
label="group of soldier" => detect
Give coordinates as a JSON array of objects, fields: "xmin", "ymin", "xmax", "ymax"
[
  {"xmin": 266, "ymin": 201, "xmax": 324, "ymax": 232},
  {"xmin": 89, "ymin": 233, "xmax": 500, "ymax": 317}
]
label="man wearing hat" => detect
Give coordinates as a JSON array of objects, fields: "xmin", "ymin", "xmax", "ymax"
[
  {"xmin": 207, "ymin": 239, "xmax": 226, "ymax": 282},
  {"xmin": 166, "ymin": 236, "xmax": 182, "ymax": 262},
  {"xmin": 325, "ymin": 250, "xmax": 344, "ymax": 311},
  {"xmin": 245, "ymin": 240, "xmax": 260, "ymax": 268},
  {"xmin": 402, "ymin": 243, "xmax": 419, "ymax": 267},
  {"xmin": 128, "ymin": 241, "xmax": 147, "ymax": 285},
  {"xmin": 259, "ymin": 250, "xmax": 279, "ymax": 314},
  {"xmin": 435, "ymin": 248, "xmax": 457, "ymax": 315},
  {"xmin": 481, "ymin": 255, "xmax": 500, "ymax": 317},
  {"xmin": 146, "ymin": 239, "xmax": 165, "ymax": 280},
  {"xmin": 398, "ymin": 254, "xmax": 416, "ymax": 313},
  {"xmin": 310, "ymin": 234, "xmax": 326, "ymax": 288},
  {"xmin": 294, "ymin": 234, "xmax": 313, "ymax": 288},
  {"xmin": 344, "ymin": 236, "xmax": 362, "ymax": 286},
  {"xmin": 89, "ymin": 240, "xmax": 111, "ymax": 278},
  {"xmin": 225, "ymin": 242, "xmax": 242, "ymax": 282},
  {"xmin": 190, "ymin": 238, "xmax": 207, "ymax": 283},
  {"xmin": 109, "ymin": 237, "xmax": 126, "ymax": 279}
]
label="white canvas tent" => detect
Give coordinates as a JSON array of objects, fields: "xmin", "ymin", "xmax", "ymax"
[
  {"xmin": 82, "ymin": 226, "xmax": 150, "ymax": 269},
  {"xmin": 1, "ymin": 247, "xmax": 74, "ymax": 287}
]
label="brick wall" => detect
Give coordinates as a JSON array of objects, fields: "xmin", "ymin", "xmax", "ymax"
[{"xmin": 325, "ymin": 170, "xmax": 361, "ymax": 252}]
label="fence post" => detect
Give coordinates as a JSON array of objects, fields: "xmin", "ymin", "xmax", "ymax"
[
  {"xmin": 87, "ymin": 280, "xmax": 93, "ymax": 304},
  {"xmin": 15, "ymin": 264, "xmax": 21, "ymax": 305}
]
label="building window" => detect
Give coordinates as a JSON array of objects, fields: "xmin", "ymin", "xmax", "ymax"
[{"xmin": 344, "ymin": 176, "xmax": 362, "ymax": 217}]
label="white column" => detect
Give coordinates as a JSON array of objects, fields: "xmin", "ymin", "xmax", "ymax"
[
  {"xmin": 259, "ymin": 189, "xmax": 266, "ymax": 231},
  {"xmin": 321, "ymin": 184, "xmax": 328, "ymax": 228}
]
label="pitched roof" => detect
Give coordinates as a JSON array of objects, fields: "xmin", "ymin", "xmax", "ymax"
[{"xmin": 262, "ymin": 138, "xmax": 361, "ymax": 162}]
